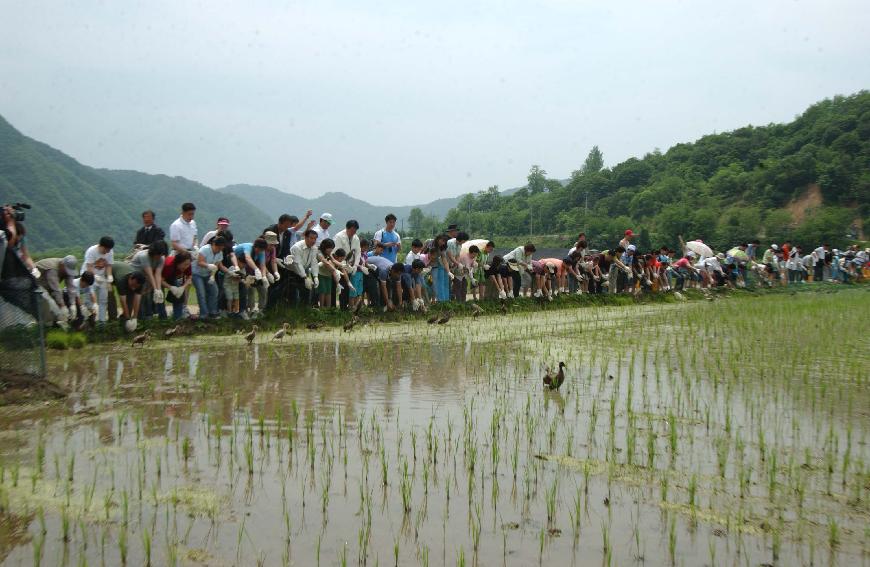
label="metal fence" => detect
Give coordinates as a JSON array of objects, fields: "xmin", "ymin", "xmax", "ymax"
[{"xmin": 0, "ymin": 253, "xmax": 46, "ymax": 379}]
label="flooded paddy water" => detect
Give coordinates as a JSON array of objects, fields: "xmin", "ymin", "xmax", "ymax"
[{"xmin": 1, "ymin": 288, "xmax": 868, "ymax": 566}]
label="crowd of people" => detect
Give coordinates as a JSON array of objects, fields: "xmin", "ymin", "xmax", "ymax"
[{"xmin": 2, "ymin": 203, "xmax": 867, "ymax": 332}]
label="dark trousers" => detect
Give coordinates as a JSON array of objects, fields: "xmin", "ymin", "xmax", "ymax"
[
  {"xmin": 510, "ymin": 271, "xmax": 521, "ymax": 297},
  {"xmin": 814, "ymin": 263, "xmax": 824, "ymax": 282},
  {"xmin": 363, "ymin": 273, "xmax": 382, "ymax": 306},
  {"xmin": 452, "ymin": 277, "xmax": 467, "ymax": 302},
  {"xmin": 267, "ymin": 267, "xmax": 293, "ymax": 309}
]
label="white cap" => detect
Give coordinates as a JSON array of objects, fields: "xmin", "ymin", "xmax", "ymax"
[
  {"xmin": 771, "ymin": 244, "xmax": 778, "ymax": 250},
  {"xmin": 320, "ymin": 213, "xmax": 334, "ymax": 225},
  {"xmin": 627, "ymin": 244, "xmax": 636, "ymax": 252}
]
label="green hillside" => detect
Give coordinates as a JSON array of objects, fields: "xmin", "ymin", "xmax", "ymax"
[
  {"xmin": 0, "ymin": 115, "xmax": 142, "ymax": 251},
  {"xmin": 0, "ymin": 116, "xmax": 271, "ymax": 252},
  {"xmin": 97, "ymin": 170, "xmax": 272, "ymax": 244},
  {"xmin": 444, "ymin": 92, "xmax": 870, "ymax": 250},
  {"xmin": 219, "ymin": 184, "xmax": 464, "ymax": 232}
]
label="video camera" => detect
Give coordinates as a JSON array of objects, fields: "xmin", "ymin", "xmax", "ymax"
[{"xmin": 4, "ymin": 203, "xmax": 31, "ymax": 222}]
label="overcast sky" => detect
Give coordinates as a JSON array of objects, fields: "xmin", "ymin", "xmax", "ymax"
[{"xmin": 2, "ymin": 0, "xmax": 868, "ymax": 205}]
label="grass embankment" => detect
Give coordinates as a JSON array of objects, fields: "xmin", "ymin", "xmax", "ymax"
[{"xmin": 69, "ymin": 281, "xmax": 865, "ymax": 345}]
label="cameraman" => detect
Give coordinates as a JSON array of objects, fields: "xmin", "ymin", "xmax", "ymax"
[{"xmin": 1, "ymin": 205, "xmax": 38, "ymax": 279}]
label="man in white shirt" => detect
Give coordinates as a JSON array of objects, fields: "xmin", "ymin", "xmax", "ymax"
[
  {"xmin": 169, "ymin": 202, "xmax": 198, "ymax": 254},
  {"xmin": 288, "ymin": 229, "xmax": 319, "ymax": 305},
  {"xmin": 333, "ymin": 220, "xmax": 361, "ymax": 310},
  {"xmin": 811, "ymin": 244, "xmax": 829, "ymax": 282},
  {"xmin": 313, "ymin": 213, "xmax": 333, "ymax": 245},
  {"xmin": 81, "ymin": 236, "xmax": 115, "ymax": 323},
  {"xmin": 502, "ymin": 243, "xmax": 536, "ymax": 298}
]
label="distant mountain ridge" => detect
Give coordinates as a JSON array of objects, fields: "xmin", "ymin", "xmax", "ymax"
[
  {"xmin": 218, "ymin": 184, "xmax": 466, "ymax": 232},
  {"xmin": 0, "ymin": 114, "xmax": 475, "ymax": 251}
]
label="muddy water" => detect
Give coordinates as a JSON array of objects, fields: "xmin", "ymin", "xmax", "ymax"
[{"xmin": 1, "ymin": 291, "xmax": 868, "ymax": 566}]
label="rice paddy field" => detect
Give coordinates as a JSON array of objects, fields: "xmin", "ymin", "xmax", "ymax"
[{"xmin": 0, "ymin": 287, "xmax": 868, "ymax": 566}]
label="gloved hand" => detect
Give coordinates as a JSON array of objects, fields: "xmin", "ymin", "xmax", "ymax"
[
  {"xmin": 124, "ymin": 318, "xmax": 137, "ymax": 332},
  {"xmin": 284, "ymin": 255, "xmax": 295, "ymax": 266},
  {"xmin": 272, "ymin": 271, "xmax": 280, "ymax": 282},
  {"xmin": 358, "ymin": 265, "xmax": 369, "ymax": 275},
  {"xmin": 313, "ymin": 276, "xmax": 319, "ymax": 289},
  {"xmin": 304, "ymin": 277, "xmax": 313, "ymax": 290},
  {"xmin": 275, "ymin": 257, "xmax": 286, "ymax": 269},
  {"xmin": 59, "ymin": 305, "xmax": 70, "ymax": 321},
  {"xmin": 30, "ymin": 267, "xmax": 41, "ymax": 279},
  {"xmin": 254, "ymin": 268, "xmax": 263, "ymax": 280},
  {"xmin": 422, "ymin": 267, "xmax": 431, "ymax": 275},
  {"xmin": 266, "ymin": 272, "xmax": 275, "ymax": 284},
  {"xmin": 208, "ymin": 264, "xmax": 218, "ymax": 274},
  {"xmin": 448, "ymin": 271, "xmax": 455, "ymax": 281},
  {"xmin": 244, "ymin": 275, "xmax": 256, "ymax": 286},
  {"xmin": 153, "ymin": 289, "xmax": 165, "ymax": 304},
  {"xmin": 79, "ymin": 304, "xmax": 92, "ymax": 319},
  {"xmin": 498, "ymin": 289, "xmax": 507, "ymax": 299},
  {"xmin": 483, "ymin": 264, "xmax": 491, "ymax": 271},
  {"xmin": 94, "ymin": 274, "xmax": 106, "ymax": 286},
  {"xmin": 169, "ymin": 285, "xmax": 185, "ymax": 299},
  {"xmin": 261, "ymin": 277, "xmax": 270, "ymax": 290},
  {"xmin": 106, "ymin": 275, "xmax": 113, "ymax": 284}
]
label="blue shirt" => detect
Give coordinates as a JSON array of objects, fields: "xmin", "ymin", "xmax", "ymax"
[
  {"xmin": 192, "ymin": 244, "xmax": 223, "ymax": 277},
  {"xmin": 233, "ymin": 243, "xmax": 265, "ymax": 265},
  {"xmin": 367, "ymin": 255, "xmax": 394, "ymax": 281},
  {"xmin": 375, "ymin": 229, "xmax": 401, "ymax": 263}
]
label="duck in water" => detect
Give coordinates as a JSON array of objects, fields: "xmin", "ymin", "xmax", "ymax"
[{"xmin": 543, "ymin": 362, "xmax": 566, "ymax": 390}]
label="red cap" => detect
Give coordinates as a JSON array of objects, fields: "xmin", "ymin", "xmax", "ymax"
[{"xmin": 624, "ymin": 229, "xmax": 634, "ymax": 237}]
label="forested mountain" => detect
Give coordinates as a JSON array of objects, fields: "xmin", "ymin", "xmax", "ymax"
[
  {"xmin": 444, "ymin": 92, "xmax": 870, "ymax": 249},
  {"xmin": 0, "ymin": 116, "xmax": 267, "ymax": 251},
  {"xmin": 96, "ymin": 170, "xmax": 271, "ymax": 244},
  {"xmin": 219, "ymin": 184, "xmax": 464, "ymax": 232},
  {"xmin": 0, "ymin": 115, "xmax": 143, "ymax": 251}
]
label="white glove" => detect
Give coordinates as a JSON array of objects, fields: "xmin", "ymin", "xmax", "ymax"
[
  {"xmin": 208, "ymin": 264, "xmax": 218, "ymax": 274},
  {"xmin": 57, "ymin": 319, "xmax": 69, "ymax": 331},
  {"xmin": 30, "ymin": 267, "xmax": 41, "ymax": 279},
  {"xmin": 153, "ymin": 289, "xmax": 165, "ymax": 304},
  {"xmin": 272, "ymin": 271, "xmax": 280, "ymax": 282},
  {"xmin": 284, "ymin": 255, "xmax": 295, "ymax": 266},
  {"xmin": 359, "ymin": 265, "xmax": 370, "ymax": 275},
  {"xmin": 304, "ymin": 278, "xmax": 314, "ymax": 290},
  {"xmin": 261, "ymin": 277, "xmax": 270, "ymax": 290},
  {"xmin": 124, "ymin": 318, "xmax": 137, "ymax": 332},
  {"xmin": 422, "ymin": 267, "xmax": 431, "ymax": 275},
  {"xmin": 106, "ymin": 275, "xmax": 114, "ymax": 284},
  {"xmin": 94, "ymin": 274, "xmax": 106, "ymax": 286},
  {"xmin": 275, "ymin": 257, "xmax": 286, "ymax": 269},
  {"xmin": 79, "ymin": 304, "xmax": 91, "ymax": 319},
  {"xmin": 483, "ymin": 264, "xmax": 491, "ymax": 271},
  {"xmin": 254, "ymin": 268, "xmax": 263, "ymax": 280},
  {"xmin": 244, "ymin": 275, "xmax": 256, "ymax": 286},
  {"xmin": 498, "ymin": 289, "xmax": 507, "ymax": 299},
  {"xmin": 58, "ymin": 306, "xmax": 70, "ymax": 322},
  {"xmin": 448, "ymin": 271, "xmax": 455, "ymax": 281},
  {"xmin": 266, "ymin": 272, "xmax": 275, "ymax": 284},
  {"xmin": 169, "ymin": 285, "xmax": 185, "ymax": 299},
  {"xmin": 313, "ymin": 277, "xmax": 319, "ymax": 289}
]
